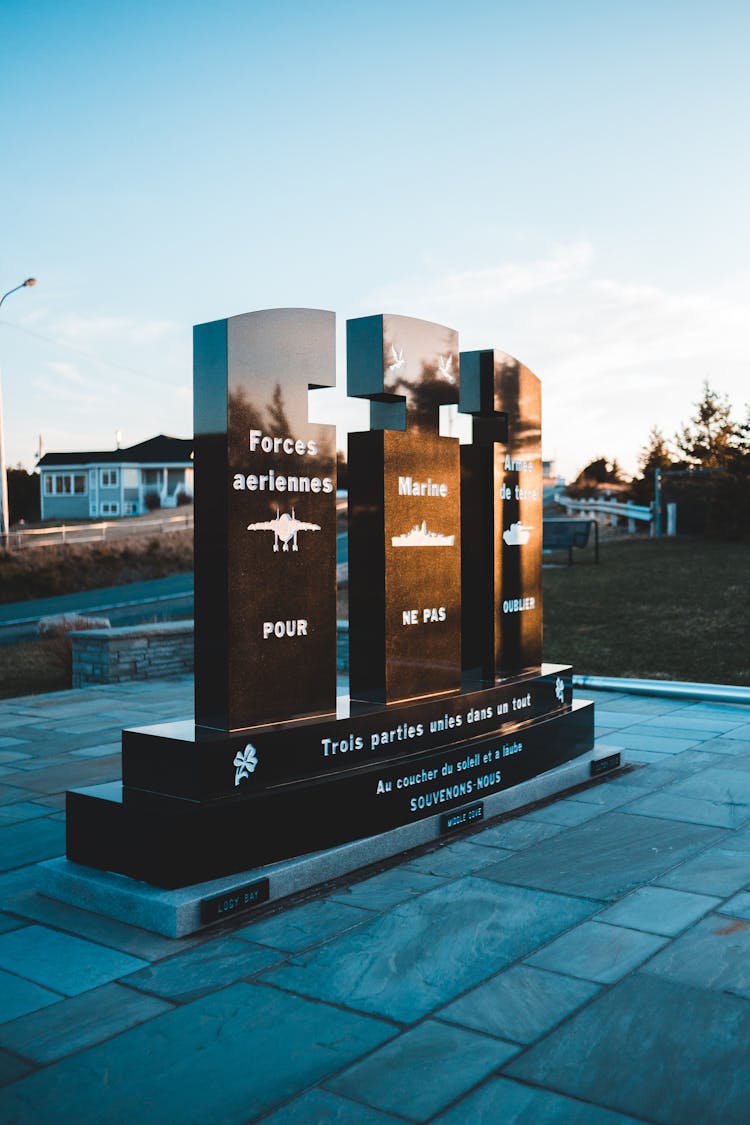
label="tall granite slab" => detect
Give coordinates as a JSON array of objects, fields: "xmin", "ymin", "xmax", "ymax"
[
  {"xmin": 347, "ymin": 314, "xmax": 461, "ymax": 704},
  {"xmin": 193, "ymin": 309, "xmax": 337, "ymax": 731},
  {"xmin": 460, "ymin": 349, "xmax": 543, "ymax": 679}
]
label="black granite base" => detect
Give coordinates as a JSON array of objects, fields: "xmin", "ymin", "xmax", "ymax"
[
  {"xmin": 122, "ymin": 664, "xmax": 574, "ymax": 801},
  {"xmin": 67, "ymin": 695, "xmax": 593, "ymax": 888}
]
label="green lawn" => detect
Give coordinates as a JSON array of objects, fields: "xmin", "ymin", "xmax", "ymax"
[
  {"xmin": 1, "ymin": 533, "xmax": 747, "ymax": 699},
  {"xmin": 543, "ymin": 536, "xmax": 749, "ymax": 685}
]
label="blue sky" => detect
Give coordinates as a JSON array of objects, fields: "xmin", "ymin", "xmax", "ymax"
[{"xmin": 1, "ymin": 0, "xmax": 748, "ymax": 479}]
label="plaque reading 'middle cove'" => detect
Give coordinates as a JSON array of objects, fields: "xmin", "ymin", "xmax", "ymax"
[
  {"xmin": 348, "ymin": 314, "xmax": 461, "ymax": 704},
  {"xmin": 194, "ymin": 309, "xmax": 337, "ymax": 731}
]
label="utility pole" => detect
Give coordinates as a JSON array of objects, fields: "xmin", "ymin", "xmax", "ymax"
[{"xmin": 0, "ymin": 278, "xmax": 37, "ymax": 544}]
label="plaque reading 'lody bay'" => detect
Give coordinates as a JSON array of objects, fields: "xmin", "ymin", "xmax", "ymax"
[
  {"xmin": 347, "ymin": 314, "xmax": 461, "ymax": 704},
  {"xmin": 193, "ymin": 308, "xmax": 337, "ymax": 731}
]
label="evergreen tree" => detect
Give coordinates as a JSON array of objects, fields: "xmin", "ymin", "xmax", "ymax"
[
  {"xmin": 629, "ymin": 427, "xmax": 674, "ymax": 505},
  {"xmin": 567, "ymin": 457, "xmax": 626, "ymax": 497},
  {"xmin": 676, "ymin": 380, "xmax": 740, "ymax": 468}
]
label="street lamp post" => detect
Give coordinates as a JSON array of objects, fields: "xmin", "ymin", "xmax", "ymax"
[{"xmin": 0, "ymin": 278, "xmax": 37, "ymax": 545}]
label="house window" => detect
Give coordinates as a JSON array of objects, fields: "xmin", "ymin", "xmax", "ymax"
[
  {"xmin": 45, "ymin": 473, "xmax": 87, "ymax": 496},
  {"xmin": 100, "ymin": 469, "xmax": 119, "ymax": 488},
  {"xmin": 100, "ymin": 501, "xmax": 120, "ymax": 515},
  {"xmin": 123, "ymin": 501, "xmax": 138, "ymax": 515}
]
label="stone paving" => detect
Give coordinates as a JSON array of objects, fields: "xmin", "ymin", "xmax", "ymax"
[{"xmin": 0, "ymin": 676, "xmax": 749, "ymax": 1122}]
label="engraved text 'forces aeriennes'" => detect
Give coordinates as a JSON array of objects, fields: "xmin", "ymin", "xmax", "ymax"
[{"xmin": 232, "ymin": 429, "xmax": 334, "ymax": 494}]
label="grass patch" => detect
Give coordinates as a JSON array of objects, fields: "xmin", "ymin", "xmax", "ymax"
[
  {"xmin": 0, "ymin": 533, "xmax": 193, "ymax": 604},
  {"xmin": 2, "ymin": 532, "xmax": 747, "ymax": 700},
  {"xmin": 544, "ymin": 535, "xmax": 749, "ymax": 685}
]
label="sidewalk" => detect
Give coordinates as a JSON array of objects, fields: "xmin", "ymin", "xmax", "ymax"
[{"xmin": 0, "ymin": 677, "xmax": 749, "ymax": 1123}]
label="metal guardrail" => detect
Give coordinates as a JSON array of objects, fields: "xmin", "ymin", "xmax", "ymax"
[
  {"xmin": 574, "ymin": 675, "xmax": 750, "ymax": 706},
  {"xmin": 555, "ymin": 494, "xmax": 653, "ymax": 532},
  {"xmin": 1, "ymin": 511, "xmax": 194, "ymax": 551}
]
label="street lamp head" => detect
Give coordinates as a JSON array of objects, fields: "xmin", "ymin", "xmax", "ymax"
[{"xmin": 23, "ymin": 278, "xmax": 36, "ymax": 287}]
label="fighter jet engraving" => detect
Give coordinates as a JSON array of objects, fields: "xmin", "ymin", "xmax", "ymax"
[{"xmin": 247, "ymin": 507, "xmax": 321, "ymax": 552}]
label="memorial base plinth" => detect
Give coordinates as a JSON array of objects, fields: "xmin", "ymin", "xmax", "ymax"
[
  {"xmin": 45, "ymin": 734, "xmax": 620, "ymax": 938},
  {"xmin": 65, "ymin": 693, "xmax": 594, "ymax": 889}
]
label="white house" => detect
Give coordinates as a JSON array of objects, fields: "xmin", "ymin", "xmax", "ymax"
[{"xmin": 37, "ymin": 435, "xmax": 193, "ymax": 521}]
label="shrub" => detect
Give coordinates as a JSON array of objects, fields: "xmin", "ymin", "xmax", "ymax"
[{"xmin": 144, "ymin": 491, "xmax": 161, "ymax": 511}]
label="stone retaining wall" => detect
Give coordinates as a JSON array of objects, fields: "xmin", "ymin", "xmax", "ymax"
[
  {"xmin": 71, "ymin": 619, "xmax": 349, "ymax": 687},
  {"xmin": 70, "ymin": 621, "xmax": 194, "ymax": 687}
]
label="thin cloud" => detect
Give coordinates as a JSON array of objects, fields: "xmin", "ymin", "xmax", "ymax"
[
  {"xmin": 365, "ymin": 242, "xmax": 594, "ymax": 315},
  {"xmin": 46, "ymin": 360, "xmax": 88, "ymax": 386},
  {"xmin": 361, "ymin": 246, "xmax": 750, "ymax": 478},
  {"xmin": 53, "ymin": 314, "xmax": 179, "ymax": 346}
]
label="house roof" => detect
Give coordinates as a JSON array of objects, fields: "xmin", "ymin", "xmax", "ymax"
[{"xmin": 37, "ymin": 435, "xmax": 193, "ymax": 468}]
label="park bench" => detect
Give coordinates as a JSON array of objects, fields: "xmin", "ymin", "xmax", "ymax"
[{"xmin": 543, "ymin": 517, "xmax": 599, "ymax": 566}]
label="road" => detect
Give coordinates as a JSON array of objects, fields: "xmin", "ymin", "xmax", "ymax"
[{"xmin": 0, "ymin": 573, "xmax": 194, "ymax": 645}]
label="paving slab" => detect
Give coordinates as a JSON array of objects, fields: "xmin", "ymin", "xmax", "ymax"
[
  {"xmin": 263, "ymin": 1088, "xmax": 403, "ymax": 1123},
  {"xmin": 671, "ymin": 764, "xmax": 750, "ymax": 804},
  {"xmin": 641, "ymin": 913, "xmax": 750, "ymax": 997},
  {"xmin": 505, "ymin": 973, "xmax": 750, "ymax": 1125},
  {"xmin": 119, "ymin": 935, "xmax": 281, "ymax": 1002},
  {"xmin": 0, "ymin": 784, "xmax": 38, "ymax": 808},
  {"xmin": 0, "ymin": 819, "xmax": 65, "ymax": 873},
  {"xmin": 617, "ymin": 764, "xmax": 682, "ymax": 788},
  {"xmin": 260, "ymin": 877, "xmax": 596, "ymax": 1023},
  {"xmin": 719, "ymin": 890, "xmax": 750, "ymax": 921},
  {"xmin": 439, "ymin": 963, "xmax": 600, "ymax": 1043},
  {"xmin": 0, "ymin": 915, "xmax": 24, "ymax": 935},
  {"xmin": 403, "ymin": 840, "xmax": 512, "ymax": 877},
  {"xmin": 238, "ymin": 898, "xmax": 374, "ymax": 950},
  {"xmin": 469, "ymin": 816, "xmax": 564, "ymax": 851},
  {"xmin": 655, "ymin": 844, "xmax": 750, "ymax": 896},
  {"xmin": 525, "ymin": 920, "xmax": 668, "ymax": 983},
  {"xmin": 0, "ymin": 1049, "xmax": 31, "ymax": 1090},
  {"xmin": 0, "ymin": 802, "xmax": 56, "ymax": 826},
  {"xmin": 646, "ymin": 712, "xmax": 749, "ymax": 734},
  {"xmin": 433, "ymin": 1076, "xmax": 644, "ymax": 1124},
  {"xmin": 479, "ymin": 811, "xmax": 723, "ymax": 901},
  {"xmin": 723, "ymin": 728, "xmax": 750, "ymax": 744},
  {"xmin": 522, "ymin": 799, "xmax": 606, "ymax": 826},
  {"xmin": 327, "ymin": 867, "xmax": 448, "ymax": 913},
  {"xmin": 601, "ymin": 731, "xmax": 702, "ymax": 754},
  {"xmin": 0, "ymin": 924, "xmax": 148, "ymax": 996},
  {"xmin": 0, "ymin": 982, "xmax": 173, "ymax": 1065},
  {"xmin": 326, "ymin": 1019, "xmax": 519, "ymax": 1121},
  {"xmin": 0, "ymin": 982, "xmax": 396, "ymax": 1125},
  {"xmin": 622, "ymin": 790, "xmax": 748, "ymax": 828},
  {"xmin": 595, "ymin": 886, "xmax": 720, "ymax": 935},
  {"xmin": 559, "ymin": 780, "xmax": 646, "ymax": 809},
  {"xmin": 0, "ymin": 968, "xmax": 62, "ymax": 1023}
]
